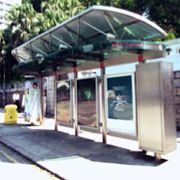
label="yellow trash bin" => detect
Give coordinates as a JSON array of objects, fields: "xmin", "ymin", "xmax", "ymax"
[{"xmin": 4, "ymin": 104, "xmax": 17, "ymax": 124}]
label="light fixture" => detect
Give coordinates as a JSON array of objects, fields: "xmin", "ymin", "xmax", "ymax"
[
  {"xmin": 58, "ymin": 44, "xmax": 68, "ymax": 51},
  {"xmin": 106, "ymin": 33, "xmax": 116, "ymax": 42},
  {"xmin": 36, "ymin": 53, "xmax": 44, "ymax": 64}
]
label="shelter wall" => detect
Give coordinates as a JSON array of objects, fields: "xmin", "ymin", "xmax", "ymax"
[
  {"xmin": 1, "ymin": 70, "xmax": 180, "ymax": 129},
  {"xmin": 46, "ymin": 76, "xmax": 55, "ymax": 116},
  {"xmin": 174, "ymin": 71, "xmax": 180, "ymax": 130},
  {"xmin": 45, "ymin": 71, "xmax": 180, "ymax": 129}
]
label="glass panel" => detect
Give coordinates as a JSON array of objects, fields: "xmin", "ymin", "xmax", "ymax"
[
  {"xmin": 106, "ymin": 74, "xmax": 136, "ymax": 136},
  {"xmin": 57, "ymin": 80, "xmax": 72, "ymax": 124},
  {"xmin": 42, "ymin": 34, "xmax": 58, "ymax": 52},
  {"xmin": 65, "ymin": 18, "xmax": 80, "ymax": 44},
  {"xmin": 128, "ymin": 22, "xmax": 162, "ymax": 40},
  {"xmin": 81, "ymin": 10, "xmax": 137, "ymax": 43},
  {"xmin": 107, "ymin": 75, "xmax": 132, "ymax": 119},
  {"xmin": 82, "ymin": 11, "xmax": 109, "ymax": 32},
  {"xmin": 19, "ymin": 49, "xmax": 31, "ymax": 61},
  {"xmin": 77, "ymin": 78, "xmax": 98, "ymax": 128},
  {"xmin": 53, "ymin": 27, "xmax": 77, "ymax": 46},
  {"xmin": 31, "ymin": 39, "xmax": 48, "ymax": 55},
  {"xmin": 109, "ymin": 11, "xmax": 135, "ymax": 25}
]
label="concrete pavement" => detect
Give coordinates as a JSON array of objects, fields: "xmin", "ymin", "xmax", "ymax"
[{"xmin": 0, "ymin": 110, "xmax": 180, "ymax": 180}]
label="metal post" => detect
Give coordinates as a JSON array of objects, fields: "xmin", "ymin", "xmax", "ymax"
[
  {"xmin": 39, "ymin": 75, "xmax": 44, "ymax": 125},
  {"xmin": 54, "ymin": 71, "xmax": 58, "ymax": 131},
  {"xmin": 73, "ymin": 66, "xmax": 78, "ymax": 136},
  {"xmin": 100, "ymin": 60, "xmax": 107, "ymax": 143},
  {"xmin": 3, "ymin": 59, "xmax": 6, "ymax": 107},
  {"xmin": 138, "ymin": 51, "xmax": 144, "ymax": 64}
]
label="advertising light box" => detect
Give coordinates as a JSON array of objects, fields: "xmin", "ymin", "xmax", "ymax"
[
  {"xmin": 106, "ymin": 73, "xmax": 136, "ymax": 137},
  {"xmin": 77, "ymin": 77, "xmax": 99, "ymax": 129},
  {"xmin": 56, "ymin": 80, "xmax": 72, "ymax": 125}
]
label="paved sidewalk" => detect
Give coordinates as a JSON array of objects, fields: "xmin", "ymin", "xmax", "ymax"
[{"xmin": 0, "ymin": 111, "xmax": 180, "ymax": 180}]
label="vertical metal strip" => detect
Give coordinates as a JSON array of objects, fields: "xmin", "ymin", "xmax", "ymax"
[
  {"xmin": 73, "ymin": 66, "xmax": 78, "ymax": 136},
  {"xmin": 3, "ymin": 59, "xmax": 6, "ymax": 107},
  {"xmin": 73, "ymin": 18, "xmax": 79, "ymax": 135},
  {"xmin": 54, "ymin": 71, "xmax": 58, "ymax": 131},
  {"xmin": 30, "ymin": 43, "xmax": 34, "ymax": 60},
  {"xmin": 39, "ymin": 75, "xmax": 44, "ymax": 125},
  {"xmin": 100, "ymin": 61, "xmax": 107, "ymax": 143}
]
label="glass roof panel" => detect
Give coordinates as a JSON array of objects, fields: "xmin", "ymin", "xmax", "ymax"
[
  {"xmin": 12, "ymin": 5, "xmax": 167, "ymax": 66},
  {"xmin": 41, "ymin": 33, "xmax": 58, "ymax": 52},
  {"xmin": 81, "ymin": 11, "xmax": 110, "ymax": 34},
  {"xmin": 31, "ymin": 39, "xmax": 49, "ymax": 56},
  {"xmin": 127, "ymin": 21, "xmax": 164, "ymax": 40},
  {"xmin": 53, "ymin": 27, "xmax": 76, "ymax": 47}
]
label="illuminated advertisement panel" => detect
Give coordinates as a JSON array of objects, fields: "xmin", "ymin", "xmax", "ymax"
[
  {"xmin": 77, "ymin": 78, "xmax": 98, "ymax": 129},
  {"xmin": 56, "ymin": 80, "xmax": 72, "ymax": 125},
  {"xmin": 106, "ymin": 73, "xmax": 136, "ymax": 136}
]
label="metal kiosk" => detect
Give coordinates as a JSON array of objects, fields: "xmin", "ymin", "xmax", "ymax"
[{"xmin": 136, "ymin": 62, "xmax": 177, "ymax": 159}]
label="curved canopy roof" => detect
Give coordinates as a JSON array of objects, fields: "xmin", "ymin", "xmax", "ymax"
[{"xmin": 12, "ymin": 5, "xmax": 167, "ymax": 75}]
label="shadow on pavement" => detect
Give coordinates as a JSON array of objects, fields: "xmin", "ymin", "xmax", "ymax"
[{"xmin": 0, "ymin": 123, "xmax": 166, "ymax": 167}]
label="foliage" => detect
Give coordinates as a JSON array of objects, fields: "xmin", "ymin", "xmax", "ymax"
[
  {"xmin": 22, "ymin": 0, "xmax": 45, "ymax": 12},
  {"xmin": 145, "ymin": 0, "xmax": 180, "ymax": 38},
  {"xmin": 5, "ymin": 3, "xmax": 40, "ymax": 46},
  {"xmin": 0, "ymin": 2, "xmax": 40, "ymax": 83},
  {"xmin": 40, "ymin": 0, "xmax": 84, "ymax": 30},
  {"xmin": 0, "ymin": 0, "xmax": 84, "ymax": 83}
]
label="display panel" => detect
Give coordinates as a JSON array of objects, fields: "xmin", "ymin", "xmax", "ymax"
[
  {"xmin": 77, "ymin": 78, "xmax": 98, "ymax": 129},
  {"xmin": 106, "ymin": 73, "xmax": 136, "ymax": 136},
  {"xmin": 56, "ymin": 80, "xmax": 72, "ymax": 125}
]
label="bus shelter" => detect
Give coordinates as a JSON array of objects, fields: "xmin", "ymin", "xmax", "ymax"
[{"xmin": 12, "ymin": 6, "xmax": 176, "ymax": 158}]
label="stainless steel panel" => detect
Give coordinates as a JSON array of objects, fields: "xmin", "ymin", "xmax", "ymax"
[
  {"xmin": 161, "ymin": 63, "xmax": 177, "ymax": 153},
  {"xmin": 136, "ymin": 62, "xmax": 176, "ymax": 154},
  {"xmin": 101, "ymin": 65, "xmax": 107, "ymax": 143}
]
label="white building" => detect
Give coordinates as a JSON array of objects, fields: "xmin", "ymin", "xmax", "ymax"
[
  {"xmin": 104, "ymin": 38, "xmax": 180, "ymax": 74},
  {"xmin": 0, "ymin": 0, "xmax": 22, "ymax": 29},
  {"xmin": 161, "ymin": 38, "xmax": 180, "ymax": 70}
]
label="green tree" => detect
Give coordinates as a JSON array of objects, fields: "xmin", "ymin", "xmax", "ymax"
[
  {"xmin": 5, "ymin": 2, "xmax": 43, "ymax": 45},
  {"xmin": 22, "ymin": 0, "xmax": 45, "ymax": 12},
  {"xmin": 41, "ymin": 0, "xmax": 84, "ymax": 29},
  {"xmin": 0, "ymin": 0, "xmax": 84, "ymax": 83},
  {"xmin": 80, "ymin": 0, "xmax": 141, "ymax": 10},
  {"xmin": 0, "ymin": 2, "xmax": 43, "ymax": 83},
  {"xmin": 143, "ymin": 0, "xmax": 180, "ymax": 38}
]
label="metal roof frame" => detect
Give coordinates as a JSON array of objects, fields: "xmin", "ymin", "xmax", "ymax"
[{"xmin": 12, "ymin": 5, "xmax": 167, "ymax": 75}]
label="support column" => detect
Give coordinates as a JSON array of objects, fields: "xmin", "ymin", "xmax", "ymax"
[
  {"xmin": 39, "ymin": 75, "xmax": 44, "ymax": 125},
  {"xmin": 138, "ymin": 51, "xmax": 144, "ymax": 64},
  {"xmin": 3, "ymin": 59, "xmax": 6, "ymax": 107},
  {"xmin": 73, "ymin": 65, "xmax": 78, "ymax": 136},
  {"xmin": 54, "ymin": 71, "xmax": 58, "ymax": 131},
  {"xmin": 100, "ymin": 60, "xmax": 107, "ymax": 143}
]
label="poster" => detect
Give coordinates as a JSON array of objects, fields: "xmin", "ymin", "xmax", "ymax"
[
  {"xmin": 106, "ymin": 74, "xmax": 136, "ymax": 136},
  {"xmin": 77, "ymin": 78, "xmax": 98, "ymax": 128},
  {"xmin": 57, "ymin": 80, "xmax": 72, "ymax": 124}
]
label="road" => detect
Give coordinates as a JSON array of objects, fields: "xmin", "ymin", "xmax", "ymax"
[{"xmin": 0, "ymin": 142, "xmax": 60, "ymax": 180}]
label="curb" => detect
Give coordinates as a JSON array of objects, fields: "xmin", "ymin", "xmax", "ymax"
[{"xmin": 0, "ymin": 138, "xmax": 66, "ymax": 180}]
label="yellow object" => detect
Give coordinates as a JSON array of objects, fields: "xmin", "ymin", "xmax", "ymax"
[{"xmin": 4, "ymin": 104, "xmax": 17, "ymax": 124}]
